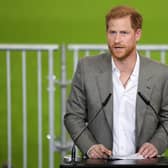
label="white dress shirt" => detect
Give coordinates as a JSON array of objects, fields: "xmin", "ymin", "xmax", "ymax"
[{"xmin": 112, "ymin": 54, "xmax": 140, "ymax": 156}]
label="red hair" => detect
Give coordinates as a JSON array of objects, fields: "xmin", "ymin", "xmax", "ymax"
[{"xmin": 106, "ymin": 5, "xmax": 143, "ymax": 30}]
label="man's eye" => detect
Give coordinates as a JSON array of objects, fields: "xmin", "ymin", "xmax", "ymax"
[
  {"xmin": 121, "ymin": 31, "xmax": 129, "ymax": 35},
  {"xmin": 109, "ymin": 31, "xmax": 116, "ymax": 35}
]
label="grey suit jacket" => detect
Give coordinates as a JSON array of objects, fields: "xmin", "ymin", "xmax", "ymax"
[{"xmin": 64, "ymin": 52, "xmax": 168, "ymax": 155}]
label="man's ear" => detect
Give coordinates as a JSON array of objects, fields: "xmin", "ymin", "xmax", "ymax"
[{"xmin": 135, "ymin": 28, "xmax": 142, "ymax": 41}]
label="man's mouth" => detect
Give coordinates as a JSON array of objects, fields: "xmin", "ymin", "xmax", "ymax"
[{"xmin": 113, "ymin": 46, "xmax": 124, "ymax": 49}]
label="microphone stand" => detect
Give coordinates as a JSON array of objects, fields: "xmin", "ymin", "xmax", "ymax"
[
  {"xmin": 66, "ymin": 93, "xmax": 112, "ymax": 163},
  {"xmin": 138, "ymin": 92, "xmax": 168, "ymax": 137}
]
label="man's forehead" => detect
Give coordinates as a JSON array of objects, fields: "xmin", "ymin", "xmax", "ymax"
[{"xmin": 107, "ymin": 16, "xmax": 133, "ymax": 29}]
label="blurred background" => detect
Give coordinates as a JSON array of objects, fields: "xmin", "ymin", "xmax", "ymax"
[
  {"xmin": 1, "ymin": 0, "xmax": 168, "ymax": 44},
  {"xmin": 0, "ymin": 0, "xmax": 168, "ymax": 168}
]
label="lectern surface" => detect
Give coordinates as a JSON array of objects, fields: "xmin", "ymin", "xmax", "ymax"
[{"xmin": 60, "ymin": 157, "xmax": 168, "ymax": 168}]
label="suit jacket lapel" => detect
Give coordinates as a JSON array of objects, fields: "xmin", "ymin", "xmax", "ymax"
[
  {"xmin": 136, "ymin": 56, "xmax": 153, "ymax": 141},
  {"xmin": 96, "ymin": 53, "xmax": 113, "ymax": 132}
]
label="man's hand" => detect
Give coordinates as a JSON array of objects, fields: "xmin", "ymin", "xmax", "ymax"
[
  {"xmin": 87, "ymin": 144, "xmax": 112, "ymax": 159},
  {"xmin": 138, "ymin": 142, "xmax": 158, "ymax": 158}
]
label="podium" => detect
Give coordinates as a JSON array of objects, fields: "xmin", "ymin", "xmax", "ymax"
[{"xmin": 60, "ymin": 157, "xmax": 168, "ymax": 168}]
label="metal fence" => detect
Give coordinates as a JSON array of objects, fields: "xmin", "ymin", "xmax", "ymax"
[
  {"xmin": 1, "ymin": 44, "xmax": 168, "ymax": 168},
  {"xmin": 67, "ymin": 44, "xmax": 168, "ymax": 72},
  {"xmin": 0, "ymin": 44, "xmax": 59, "ymax": 168}
]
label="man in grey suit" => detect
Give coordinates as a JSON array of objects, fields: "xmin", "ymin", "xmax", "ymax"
[{"xmin": 64, "ymin": 5, "xmax": 168, "ymax": 159}]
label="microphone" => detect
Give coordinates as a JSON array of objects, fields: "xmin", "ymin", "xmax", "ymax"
[
  {"xmin": 138, "ymin": 92, "xmax": 168, "ymax": 136},
  {"xmin": 70, "ymin": 93, "xmax": 112, "ymax": 162}
]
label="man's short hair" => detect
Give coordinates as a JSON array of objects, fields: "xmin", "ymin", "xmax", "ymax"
[{"xmin": 106, "ymin": 5, "xmax": 143, "ymax": 30}]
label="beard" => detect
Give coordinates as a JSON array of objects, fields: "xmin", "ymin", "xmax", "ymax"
[{"xmin": 108, "ymin": 44, "xmax": 136, "ymax": 61}]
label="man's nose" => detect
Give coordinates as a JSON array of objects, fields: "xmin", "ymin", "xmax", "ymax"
[{"xmin": 114, "ymin": 34, "xmax": 121, "ymax": 43}]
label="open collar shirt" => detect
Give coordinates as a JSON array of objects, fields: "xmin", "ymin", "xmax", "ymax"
[{"xmin": 112, "ymin": 53, "xmax": 140, "ymax": 156}]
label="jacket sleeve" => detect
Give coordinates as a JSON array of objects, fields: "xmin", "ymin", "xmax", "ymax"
[
  {"xmin": 64, "ymin": 59, "xmax": 97, "ymax": 154},
  {"xmin": 150, "ymin": 78, "xmax": 168, "ymax": 154}
]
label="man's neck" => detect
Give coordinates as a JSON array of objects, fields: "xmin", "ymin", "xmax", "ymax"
[{"xmin": 113, "ymin": 53, "xmax": 137, "ymax": 74}]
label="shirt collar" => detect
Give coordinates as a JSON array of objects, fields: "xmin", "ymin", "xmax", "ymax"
[{"xmin": 132, "ymin": 53, "xmax": 140, "ymax": 77}]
